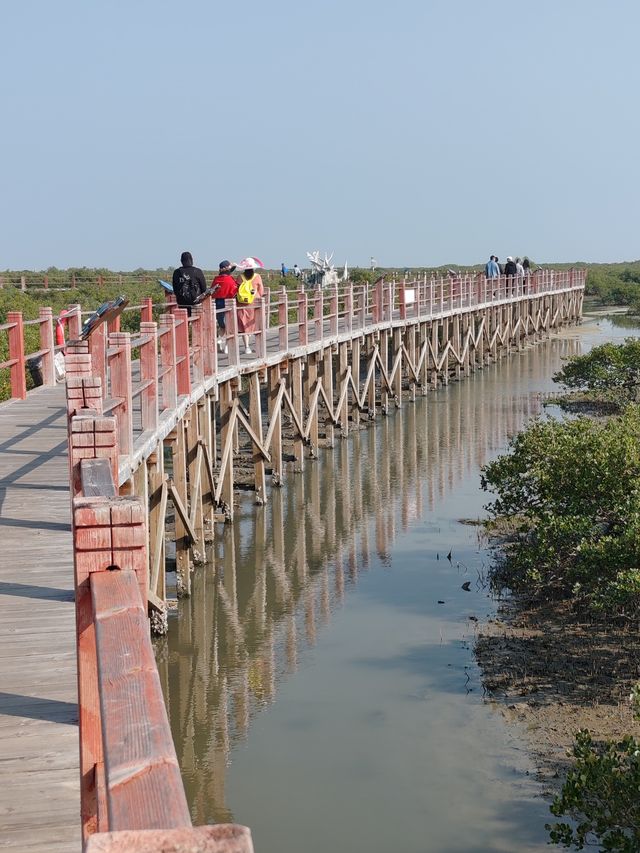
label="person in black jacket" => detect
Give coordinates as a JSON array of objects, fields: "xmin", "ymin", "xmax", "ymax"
[
  {"xmin": 504, "ymin": 256, "xmax": 518, "ymax": 295},
  {"xmin": 172, "ymin": 251, "xmax": 207, "ymax": 315}
]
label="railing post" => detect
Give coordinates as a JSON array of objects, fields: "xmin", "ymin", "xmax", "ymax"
[
  {"xmin": 313, "ymin": 289, "xmax": 323, "ymax": 342},
  {"xmin": 330, "ymin": 285, "xmax": 338, "ymax": 336},
  {"xmin": 202, "ymin": 296, "xmax": 216, "ymax": 377},
  {"xmin": 39, "ymin": 306, "xmax": 56, "ymax": 386},
  {"xmin": 88, "ymin": 323, "xmax": 108, "ymax": 399},
  {"xmin": 141, "ymin": 297, "xmax": 153, "ymax": 323},
  {"xmin": 108, "ymin": 332, "xmax": 133, "ymax": 458},
  {"xmin": 278, "ymin": 288, "xmax": 289, "ymax": 350},
  {"xmin": 159, "ymin": 314, "xmax": 177, "ymax": 412},
  {"xmin": 344, "ymin": 283, "xmax": 353, "ymax": 335},
  {"xmin": 227, "ymin": 301, "xmax": 240, "ymax": 367},
  {"xmin": 68, "ymin": 304, "xmax": 82, "ymax": 340},
  {"xmin": 191, "ymin": 307, "xmax": 204, "ymax": 386},
  {"xmin": 297, "ymin": 291, "xmax": 308, "ymax": 345},
  {"xmin": 7, "ymin": 312, "xmax": 26, "ymax": 399},
  {"xmin": 256, "ymin": 296, "xmax": 267, "ymax": 359},
  {"xmin": 399, "ymin": 278, "xmax": 407, "ymax": 320},
  {"xmin": 140, "ymin": 321, "xmax": 158, "ymax": 432},
  {"xmin": 174, "ymin": 308, "xmax": 191, "ymax": 396}
]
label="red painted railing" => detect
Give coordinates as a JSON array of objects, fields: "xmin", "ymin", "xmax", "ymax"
[{"xmin": 1, "ymin": 270, "xmax": 585, "ymax": 406}]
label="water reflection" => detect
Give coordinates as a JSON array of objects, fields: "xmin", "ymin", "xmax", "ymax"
[{"xmin": 158, "ymin": 332, "xmax": 586, "ymax": 848}]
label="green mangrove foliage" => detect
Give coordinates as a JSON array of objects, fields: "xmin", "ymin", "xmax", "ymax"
[
  {"xmin": 553, "ymin": 338, "xmax": 640, "ymax": 402},
  {"xmin": 480, "ymin": 406, "xmax": 640, "ymax": 616},
  {"xmin": 585, "ymin": 263, "xmax": 640, "ymax": 308},
  {"xmin": 547, "ymin": 730, "xmax": 640, "ymax": 851}
]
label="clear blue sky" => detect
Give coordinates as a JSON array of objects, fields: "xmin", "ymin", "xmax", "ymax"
[{"xmin": 1, "ymin": 0, "xmax": 638, "ymax": 270}]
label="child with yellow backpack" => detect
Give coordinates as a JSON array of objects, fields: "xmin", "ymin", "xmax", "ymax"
[{"xmin": 235, "ymin": 258, "xmax": 264, "ymax": 354}]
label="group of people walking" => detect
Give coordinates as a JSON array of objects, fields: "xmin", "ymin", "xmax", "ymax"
[
  {"xmin": 172, "ymin": 251, "xmax": 263, "ymax": 355},
  {"xmin": 485, "ymin": 255, "xmax": 531, "ymax": 280}
]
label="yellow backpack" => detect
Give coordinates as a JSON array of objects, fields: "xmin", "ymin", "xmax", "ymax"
[{"xmin": 236, "ymin": 276, "xmax": 256, "ymax": 305}]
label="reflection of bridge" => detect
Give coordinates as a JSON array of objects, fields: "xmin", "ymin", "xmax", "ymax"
[
  {"xmin": 0, "ymin": 271, "xmax": 584, "ymax": 850},
  {"xmin": 159, "ymin": 332, "xmax": 583, "ymax": 824}
]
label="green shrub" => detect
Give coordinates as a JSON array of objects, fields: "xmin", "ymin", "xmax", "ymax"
[
  {"xmin": 547, "ymin": 730, "xmax": 640, "ymax": 851},
  {"xmin": 481, "ymin": 406, "xmax": 640, "ymax": 616}
]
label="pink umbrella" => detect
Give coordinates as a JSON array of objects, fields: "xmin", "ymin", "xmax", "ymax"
[{"xmin": 237, "ymin": 257, "xmax": 265, "ymax": 270}]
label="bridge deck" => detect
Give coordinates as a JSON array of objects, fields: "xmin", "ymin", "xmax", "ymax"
[{"xmin": 0, "ymin": 385, "xmax": 80, "ymax": 852}]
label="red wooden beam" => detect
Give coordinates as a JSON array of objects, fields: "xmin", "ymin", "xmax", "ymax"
[{"xmin": 90, "ymin": 569, "xmax": 188, "ymax": 831}]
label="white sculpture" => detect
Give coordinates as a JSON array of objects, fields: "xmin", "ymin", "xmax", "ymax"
[{"xmin": 306, "ymin": 250, "xmax": 347, "ymax": 288}]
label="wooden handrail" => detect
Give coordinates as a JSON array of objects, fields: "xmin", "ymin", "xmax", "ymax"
[{"xmin": 68, "ymin": 424, "xmax": 254, "ymax": 851}]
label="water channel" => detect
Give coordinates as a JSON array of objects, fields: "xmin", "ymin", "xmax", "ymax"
[{"xmin": 157, "ymin": 311, "xmax": 636, "ymax": 853}]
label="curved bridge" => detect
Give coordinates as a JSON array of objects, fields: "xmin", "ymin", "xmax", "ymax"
[{"xmin": 0, "ymin": 269, "xmax": 585, "ymax": 851}]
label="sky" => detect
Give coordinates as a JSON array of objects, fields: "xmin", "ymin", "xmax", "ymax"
[{"xmin": 1, "ymin": 0, "xmax": 639, "ymax": 271}]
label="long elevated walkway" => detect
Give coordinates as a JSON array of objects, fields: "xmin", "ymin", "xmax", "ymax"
[
  {"xmin": 0, "ymin": 272, "xmax": 585, "ymax": 850},
  {"xmin": 0, "ymin": 385, "xmax": 80, "ymax": 852}
]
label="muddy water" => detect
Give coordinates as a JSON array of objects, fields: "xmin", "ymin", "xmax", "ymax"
[{"xmin": 157, "ymin": 314, "xmax": 636, "ymax": 853}]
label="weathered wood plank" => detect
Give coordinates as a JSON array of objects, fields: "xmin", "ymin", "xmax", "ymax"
[{"xmin": 91, "ymin": 569, "xmax": 191, "ymax": 831}]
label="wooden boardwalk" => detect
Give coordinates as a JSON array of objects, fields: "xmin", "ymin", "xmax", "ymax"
[
  {"xmin": 0, "ymin": 385, "xmax": 80, "ymax": 852},
  {"xmin": 0, "ymin": 272, "xmax": 585, "ymax": 851}
]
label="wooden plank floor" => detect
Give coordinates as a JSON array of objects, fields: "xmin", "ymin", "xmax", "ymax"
[{"xmin": 0, "ymin": 384, "xmax": 80, "ymax": 852}]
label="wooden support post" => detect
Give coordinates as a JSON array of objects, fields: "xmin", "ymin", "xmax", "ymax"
[
  {"xmin": 218, "ymin": 380, "xmax": 235, "ymax": 519},
  {"xmin": 306, "ymin": 351, "xmax": 320, "ymax": 452},
  {"xmin": 291, "ymin": 357, "xmax": 304, "ymax": 471},
  {"xmin": 336, "ymin": 341, "xmax": 349, "ymax": 437},
  {"xmin": 407, "ymin": 324, "xmax": 417, "ymax": 401},
  {"xmin": 351, "ymin": 336, "xmax": 361, "ymax": 425},
  {"xmin": 322, "ymin": 345, "xmax": 335, "ymax": 446},
  {"xmin": 392, "ymin": 327, "xmax": 402, "ymax": 406},
  {"xmin": 366, "ymin": 335, "xmax": 377, "ymax": 418},
  {"xmin": 186, "ymin": 404, "xmax": 205, "ymax": 562},
  {"xmin": 7, "ymin": 312, "xmax": 26, "ymax": 399},
  {"xmin": 430, "ymin": 321, "xmax": 439, "ymax": 388},
  {"xmin": 171, "ymin": 421, "xmax": 191, "ymax": 596},
  {"xmin": 452, "ymin": 314, "xmax": 461, "ymax": 380},
  {"xmin": 267, "ymin": 365, "xmax": 283, "ymax": 485},
  {"xmin": 108, "ymin": 332, "xmax": 134, "ymax": 460},
  {"xmin": 199, "ymin": 394, "xmax": 215, "ymax": 540},
  {"xmin": 380, "ymin": 328, "xmax": 389, "ymax": 412},
  {"xmin": 148, "ymin": 467, "xmax": 168, "ymax": 618},
  {"xmin": 462, "ymin": 314, "xmax": 471, "ymax": 374},
  {"xmin": 249, "ymin": 371, "xmax": 266, "ymax": 503}
]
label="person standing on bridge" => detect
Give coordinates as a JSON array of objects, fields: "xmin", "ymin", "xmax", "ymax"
[
  {"xmin": 485, "ymin": 255, "xmax": 500, "ymax": 279},
  {"xmin": 211, "ymin": 260, "xmax": 238, "ymax": 354},
  {"xmin": 504, "ymin": 256, "xmax": 518, "ymax": 295},
  {"xmin": 236, "ymin": 257, "xmax": 264, "ymax": 354},
  {"xmin": 172, "ymin": 251, "xmax": 207, "ymax": 316}
]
